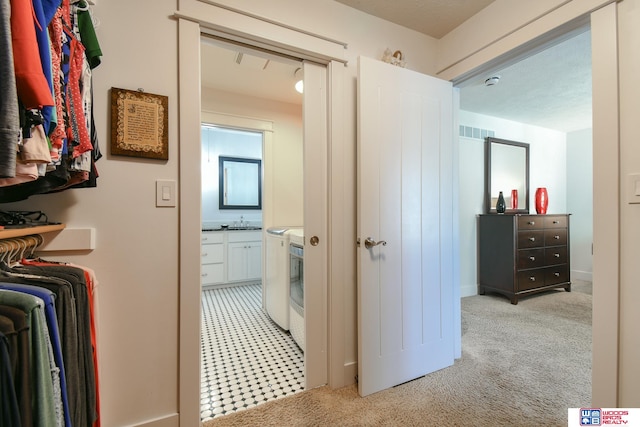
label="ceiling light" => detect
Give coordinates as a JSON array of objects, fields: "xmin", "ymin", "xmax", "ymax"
[
  {"xmin": 294, "ymin": 68, "xmax": 303, "ymax": 94},
  {"xmin": 484, "ymin": 76, "xmax": 500, "ymax": 86}
]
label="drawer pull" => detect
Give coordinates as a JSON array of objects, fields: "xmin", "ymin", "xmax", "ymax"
[
  {"xmin": 553, "ymin": 220, "xmax": 559, "ymax": 224},
  {"xmin": 202, "ymin": 273, "xmax": 208, "ymax": 277},
  {"xmin": 202, "ymin": 253, "xmax": 208, "ymax": 257},
  {"xmin": 529, "ymin": 256, "xmax": 536, "ymax": 261},
  {"xmin": 527, "ymin": 221, "xmax": 535, "ymax": 225},
  {"xmin": 554, "ymin": 235, "xmax": 560, "ymax": 240},
  {"xmin": 554, "ymin": 253, "xmax": 560, "ymax": 258},
  {"xmin": 554, "ymin": 272, "xmax": 560, "ymax": 277},
  {"xmin": 202, "ymin": 237, "xmax": 208, "ymax": 241},
  {"xmin": 529, "ymin": 276, "xmax": 536, "ymax": 282},
  {"xmin": 528, "ymin": 237, "xmax": 536, "ymax": 242}
]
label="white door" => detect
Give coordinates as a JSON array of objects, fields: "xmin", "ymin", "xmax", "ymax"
[
  {"xmin": 302, "ymin": 61, "xmax": 328, "ymax": 388},
  {"xmin": 357, "ymin": 56, "xmax": 456, "ymax": 397}
]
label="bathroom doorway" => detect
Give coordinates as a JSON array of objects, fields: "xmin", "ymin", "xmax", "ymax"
[{"xmin": 198, "ymin": 36, "xmax": 306, "ymax": 421}]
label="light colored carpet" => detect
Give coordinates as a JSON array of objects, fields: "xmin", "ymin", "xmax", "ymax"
[{"xmin": 204, "ymin": 282, "xmax": 592, "ymax": 426}]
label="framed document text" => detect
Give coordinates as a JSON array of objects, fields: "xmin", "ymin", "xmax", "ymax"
[{"xmin": 110, "ymin": 87, "xmax": 168, "ymax": 160}]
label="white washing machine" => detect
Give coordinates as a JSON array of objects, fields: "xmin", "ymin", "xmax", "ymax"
[
  {"xmin": 264, "ymin": 227, "xmax": 291, "ymax": 330},
  {"xmin": 287, "ymin": 228, "xmax": 305, "ymax": 352}
]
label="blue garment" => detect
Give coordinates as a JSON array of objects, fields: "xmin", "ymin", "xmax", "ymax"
[
  {"xmin": 41, "ymin": 0, "xmax": 62, "ymax": 25},
  {"xmin": 31, "ymin": 0, "xmax": 56, "ymax": 134},
  {"xmin": 0, "ymin": 282, "xmax": 71, "ymax": 427}
]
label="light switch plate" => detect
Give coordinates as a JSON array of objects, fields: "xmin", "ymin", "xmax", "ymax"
[
  {"xmin": 156, "ymin": 179, "xmax": 177, "ymax": 207},
  {"xmin": 627, "ymin": 174, "xmax": 640, "ymax": 204}
]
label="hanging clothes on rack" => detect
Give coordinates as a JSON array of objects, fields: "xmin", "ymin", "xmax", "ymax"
[
  {"xmin": 0, "ymin": 0, "xmax": 103, "ymax": 202},
  {"xmin": 0, "ymin": 233, "xmax": 101, "ymax": 427}
]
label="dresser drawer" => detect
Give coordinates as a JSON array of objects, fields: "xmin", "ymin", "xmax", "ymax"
[
  {"xmin": 544, "ymin": 229, "xmax": 567, "ymax": 246},
  {"xmin": 201, "ymin": 263, "xmax": 224, "ymax": 284},
  {"xmin": 518, "ymin": 230, "xmax": 544, "ymax": 248},
  {"xmin": 517, "ymin": 216, "xmax": 544, "ymax": 230},
  {"xmin": 201, "ymin": 243, "xmax": 224, "ymax": 264},
  {"xmin": 545, "ymin": 265, "xmax": 569, "ymax": 285},
  {"xmin": 517, "ymin": 269, "xmax": 546, "ymax": 291},
  {"xmin": 544, "ymin": 215, "xmax": 567, "ymax": 228},
  {"xmin": 545, "ymin": 246, "xmax": 567, "ymax": 265},
  {"xmin": 517, "ymin": 248, "xmax": 545, "ymax": 270}
]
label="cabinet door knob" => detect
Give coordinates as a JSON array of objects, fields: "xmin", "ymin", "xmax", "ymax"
[
  {"xmin": 554, "ymin": 253, "xmax": 560, "ymax": 258},
  {"xmin": 529, "ymin": 256, "xmax": 536, "ymax": 261},
  {"xmin": 528, "ymin": 221, "xmax": 535, "ymax": 225},
  {"xmin": 529, "ymin": 276, "xmax": 536, "ymax": 281},
  {"xmin": 528, "ymin": 237, "xmax": 536, "ymax": 242},
  {"xmin": 554, "ymin": 235, "xmax": 560, "ymax": 240},
  {"xmin": 554, "ymin": 272, "xmax": 560, "ymax": 277},
  {"xmin": 202, "ymin": 253, "xmax": 207, "ymax": 257},
  {"xmin": 202, "ymin": 273, "xmax": 208, "ymax": 277},
  {"xmin": 553, "ymin": 220, "xmax": 559, "ymax": 224}
]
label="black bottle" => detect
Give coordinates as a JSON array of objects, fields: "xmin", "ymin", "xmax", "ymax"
[{"xmin": 496, "ymin": 191, "xmax": 506, "ymax": 213}]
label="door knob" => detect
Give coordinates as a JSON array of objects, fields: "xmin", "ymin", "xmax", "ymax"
[{"xmin": 364, "ymin": 237, "xmax": 387, "ymax": 249}]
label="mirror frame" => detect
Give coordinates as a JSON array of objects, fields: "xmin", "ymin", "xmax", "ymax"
[
  {"xmin": 218, "ymin": 156, "xmax": 262, "ymax": 210},
  {"xmin": 484, "ymin": 137, "xmax": 530, "ymax": 214}
]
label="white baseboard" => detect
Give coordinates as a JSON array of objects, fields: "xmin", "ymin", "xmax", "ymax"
[
  {"xmin": 126, "ymin": 413, "xmax": 179, "ymax": 427},
  {"xmin": 461, "ymin": 283, "xmax": 478, "ymax": 298},
  {"xmin": 572, "ymin": 270, "xmax": 593, "ymax": 282},
  {"xmin": 343, "ymin": 361, "xmax": 357, "ymax": 386}
]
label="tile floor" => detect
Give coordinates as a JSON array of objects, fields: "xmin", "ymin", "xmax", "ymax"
[{"xmin": 200, "ymin": 283, "xmax": 305, "ymax": 422}]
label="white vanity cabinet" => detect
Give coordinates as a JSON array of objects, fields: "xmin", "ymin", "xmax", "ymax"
[
  {"xmin": 201, "ymin": 232, "xmax": 225, "ymax": 286},
  {"xmin": 227, "ymin": 231, "xmax": 262, "ymax": 283},
  {"xmin": 201, "ymin": 229, "xmax": 262, "ymax": 287}
]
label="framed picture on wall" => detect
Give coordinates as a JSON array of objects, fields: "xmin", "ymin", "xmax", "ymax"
[{"xmin": 110, "ymin": 87, "xmax": 169, "ymax": 160}]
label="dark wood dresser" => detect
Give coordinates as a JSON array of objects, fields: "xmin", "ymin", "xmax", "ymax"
[{"xmin": 478, "ymin": 214, "xmax": 571, "ymax": 304}]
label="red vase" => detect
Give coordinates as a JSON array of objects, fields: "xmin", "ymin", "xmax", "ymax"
[
  {"xmin": 535, "ymin": 187, "xmax": 548, "ymax": 214},
  {"xmin": 510, "ymin": 189, "xmax": 518, "ymax": 210}
]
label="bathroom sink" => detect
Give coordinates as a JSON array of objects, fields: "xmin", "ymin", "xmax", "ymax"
[{"xmin": 226, "ymin": 226, "xmax": 262, "ymax": 231}]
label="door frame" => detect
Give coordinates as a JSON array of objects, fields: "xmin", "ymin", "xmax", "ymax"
[{"xmin": 177, "ymin": 14, "xmax": 348, "ymax": 427}]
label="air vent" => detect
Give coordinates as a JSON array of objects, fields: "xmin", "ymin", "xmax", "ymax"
[{"xmin": 459, "ymin": 125, "xmax": 495, "ymax": 140}]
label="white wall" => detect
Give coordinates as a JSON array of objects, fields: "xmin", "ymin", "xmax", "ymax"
[
  {"xmin": 567, "ymin": 128, "xmax": 593, "ymax": 281},
  {"xmin": 201, "ymin": 125, "xmax": 263, "ymax": 226},
  {"xmin": 458, "ymin": 110, "xmax": 568, "ymax": 297},
  {"xmin": 201, "ymin": 88, "xmax": 304, "ymax": 229}
]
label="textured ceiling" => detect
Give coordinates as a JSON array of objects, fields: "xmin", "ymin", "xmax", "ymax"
[
  {"xmin": 460, "ymin": 29, "xmax": 592, "ymax": 133},
  {"xmin": 201, "ymin": 0, "xmax": 592, "ymax": 133}
]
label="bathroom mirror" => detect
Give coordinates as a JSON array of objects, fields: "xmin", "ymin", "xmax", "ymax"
[
  {"xmin": 219, "ymin": 156, "xmax": 262, "ymax": 210},
  {"xmin": 484, "ymin": 137, "xmax": 529, "ymax": 214}
]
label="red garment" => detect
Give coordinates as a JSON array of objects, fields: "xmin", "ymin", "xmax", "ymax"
[
  {"xmin": 10, "ymin": 0, "xmax": 54, "ymax": 109},
  {"xmin": 48, "ymin": 8, "xmax": 66, "ymax": 152}
]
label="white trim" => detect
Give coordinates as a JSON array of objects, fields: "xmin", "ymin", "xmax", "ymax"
[
  {"xmin": 590, "ymin": 2, "xmax": 620, "ymax": 407},
  {"xmin": 173, "ymin": 2, "xmax": 347, "ymax": 66},
  {"xmin": 178, "ymin": 18, "xmax": 203, "ymax": 427},
  {"xmin": 201, "ymin": 110, "xmax": 274, "ymax": 132}
]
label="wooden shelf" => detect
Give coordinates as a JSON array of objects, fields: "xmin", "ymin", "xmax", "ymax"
[{"xmin": 0, "ymin": 224, "xmax": 65, "ymax": 239}]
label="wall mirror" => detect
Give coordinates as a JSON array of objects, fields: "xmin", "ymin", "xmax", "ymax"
[
  {"xmin": 484, "ymin": 137, "xmax": 529, "ymax": 214},
  {"xmin": 219, "ymin": 156, "xmax": 262, "ymax": 210}
]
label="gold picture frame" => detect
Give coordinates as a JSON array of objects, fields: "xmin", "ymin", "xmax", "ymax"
[{"xmin": 110, "ymin": 87, "xmax": 168, "ymax": 160}]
